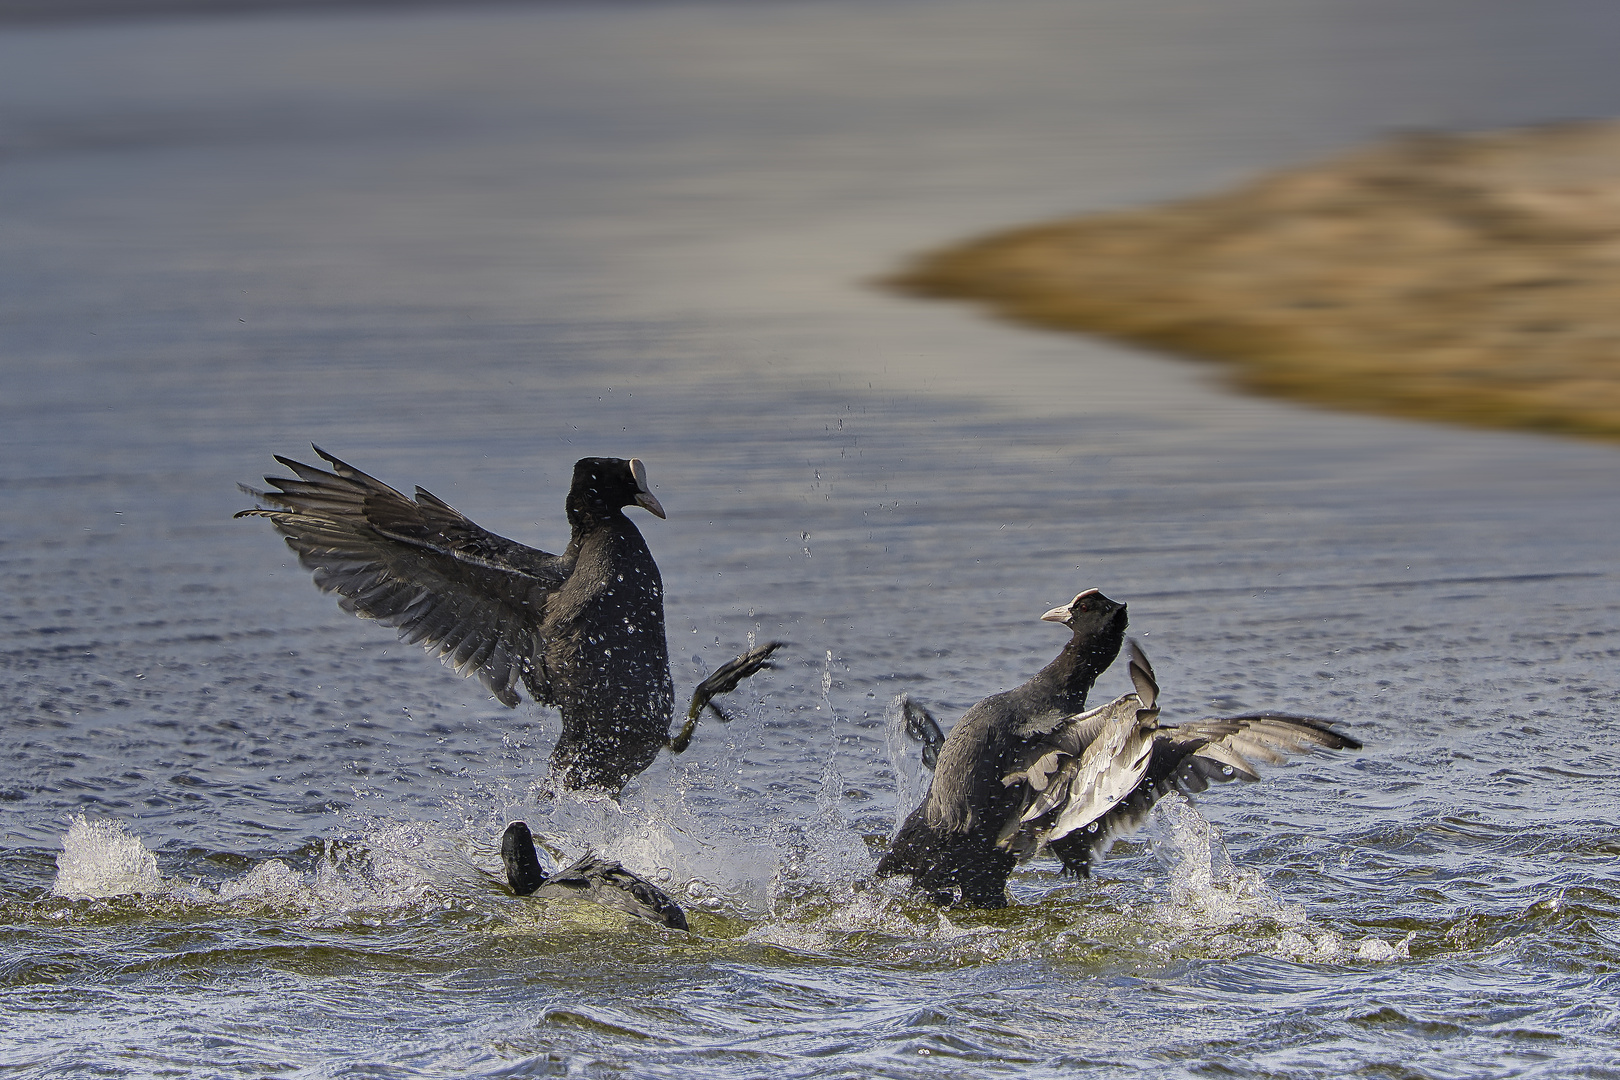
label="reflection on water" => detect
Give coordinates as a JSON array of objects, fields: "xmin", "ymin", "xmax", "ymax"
[{"xmin": 3, "ymin": 0, "xmax": 1620, "ymax": 1077}]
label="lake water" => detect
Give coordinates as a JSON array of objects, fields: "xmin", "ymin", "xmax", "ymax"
[{"xmin": 3, "ymin": 1, "xmax": 1619, "ymax": 1076}]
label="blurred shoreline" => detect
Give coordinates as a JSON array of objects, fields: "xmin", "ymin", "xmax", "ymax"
[{"xmin": 890, "ymin": 122, "xmax": 1620, "ymax": 443}]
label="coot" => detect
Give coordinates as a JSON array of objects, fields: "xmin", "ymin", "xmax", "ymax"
[{"xmin": 239, "ymin": 448, "xmax": 780, "ymax": 793}]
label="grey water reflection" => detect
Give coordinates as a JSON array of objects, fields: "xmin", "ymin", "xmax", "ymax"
[{"xmin": 3, "ymin": 1, "xmax": 1620, "ymax": 1077}]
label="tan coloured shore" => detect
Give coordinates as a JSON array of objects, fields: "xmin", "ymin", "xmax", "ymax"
[{"xmin": 890, "ymin": 123, "xmax": 1620, "ymax": 442}]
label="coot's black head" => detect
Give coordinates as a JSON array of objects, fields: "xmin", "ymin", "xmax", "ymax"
[
  {"xmin": 568, "ymin": 457, "xmax": 666, "ymax": 522},
  {"xmin": 500, "ymin": 820, "xmax": 549, "ymax": 895},
  {"xmin": 1040, "ymin": 588, "xmax": 1127, "ymax": 640}
]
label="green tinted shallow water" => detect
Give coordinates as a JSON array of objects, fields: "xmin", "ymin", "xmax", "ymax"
[
  {"xmin": 11, "ymin": 800, "xmax": 1620, "ymax": 1077},
  {"xmin": 3, "ymin": 1, "xmax": 1619, "ymax": 1076}
]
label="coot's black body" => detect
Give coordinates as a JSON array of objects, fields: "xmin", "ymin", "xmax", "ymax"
[
  {"xmin": 239, "ymin": 448, "xmax": 778, "ymax": 794},
  {"xmin": 879, "ymin": 590, "xmax": 1361, "ymax": 907},
  {"xmin": 877, "ymin": 589, "xmax": 1128, "ymax": 907}
]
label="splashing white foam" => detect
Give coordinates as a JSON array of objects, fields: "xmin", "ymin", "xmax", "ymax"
[
  {"xmin": 1136, "ymin": 797, "xmax": 1413, "ymax": 964},
  {"xmin": 49, "ymin": 814, "xmax": 486, "ymax": 920},
  {"xmin": 52, "ymin": 816, "xmax": 167, "ymax": 899},
  {"xmin": 884, "ymin": 693, "xmax": 932, "ymax": 828},
  {"xmin": 743, "ymin": 880, "xmax": 999, "ymax": 955},
  {"xmin": 213, "ymin": 858, "xmax": 313, "ymax": 905},
  {"xmin": 503, "ymin": 784, "xmax": 777, "ymax": 914},
  {"xmin": 763, "ymin": 757, "xmax": 880, "ymax": 912},
  {"xmin": 1146, "ymin": 796, "xmax": 1300, "ymax": 929},
  {"xmin": 1354, "ymin": 932, "xmax": 1415, "ymax": 961},
  {"xmin": 490, "ymin": 697, "xmax": 879, "ymax": 919}
]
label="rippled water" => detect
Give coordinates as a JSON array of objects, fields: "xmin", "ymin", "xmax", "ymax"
[{"xmin": 4, "ymin": 1, "xmax": 1620, "ymax": 1076}]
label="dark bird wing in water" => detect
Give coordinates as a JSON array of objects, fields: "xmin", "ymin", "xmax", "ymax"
[
  {"xmin": 500, "ymin": 821, "xmax": 688, "ymax": 931},
  {"xmin": 998, "ymin": 642, "xmax": 1362, "ymax": 878},
  {"xmin": 543, "ymin": 853, "xmax": 690, "ymax": 931},
  {"xmin": 236, "ymin": 446, "xmax": 567, "ymax": 708}
]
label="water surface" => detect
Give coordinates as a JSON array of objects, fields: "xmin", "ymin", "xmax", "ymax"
[{"xmin": 3, "ymin": 1, "xmax": 1619, "ymax": 1076}]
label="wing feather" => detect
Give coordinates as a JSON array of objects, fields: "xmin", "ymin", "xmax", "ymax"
[
  {"xmin": 997, "ymin": 641, "xmax": 1164, "ymax": 858},
  {"xmin": 237, "ymin": 446, "xmax": 566, "ymax": 707},
  {"xmin": 1161, "ymin": 713, "xmax": 1362, "ymax": 782},
  {"xmin": 1047, "ymin": 712, "xmax": 1361, "ymax": 876},
  {"xmin": 996, "ymin": 641, "xmax": 1361, "ymax": 876}
]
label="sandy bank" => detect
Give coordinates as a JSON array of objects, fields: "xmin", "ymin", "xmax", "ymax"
[{"xmin": 890, "ymin": 123, "xmax": 1620, "ymax": 443}]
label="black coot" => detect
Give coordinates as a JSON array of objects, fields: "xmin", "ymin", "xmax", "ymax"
[
  {"xmin": 879, "ymin": 590, "xmax": 1360, "ymax": 906},
  {"xmin": 239, "ymin": 448, "xmax": 780, "ymax": 793}
]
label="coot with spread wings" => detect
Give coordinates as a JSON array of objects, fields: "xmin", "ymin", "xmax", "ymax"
[
  {"xmin": 878, "ymin": 590, "xmax": 1360, "ymax": 907},
  {"xmin": 238, "ymin": 448, "xmax": 779, "ymax": 794}
]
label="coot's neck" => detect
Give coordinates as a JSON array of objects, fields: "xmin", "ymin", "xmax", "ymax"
[
  {"xmin": 566, "ymin": 481, "xmax": 630, "ymax": 534},
  {"xmin": 1025, "ymin": 621, "xmax": 1126, "ymax": 713}
]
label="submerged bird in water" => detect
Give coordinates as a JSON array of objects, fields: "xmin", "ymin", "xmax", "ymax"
[
  {"xmin": 877, "ymin": 590, "xmax": 1361, "ymax": 907},
  {"xmin": 500, "ymin": 821, "xmax": 688, "ymax": 930},
  {"xmin": 238, "ymin": 447, "xmax": 781, "ymax": 794}
]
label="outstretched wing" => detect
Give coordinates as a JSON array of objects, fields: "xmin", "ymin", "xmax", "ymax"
[
  {"xmin": 1047, "ymin": 712, "xmax": 1362, "ymax": 878},
  {"xmin": 997, "ymin": 641, "xmax": 1361, "ymax": 875},
  {"xmin": 998, "ymin": 640, "xmax": 1163, "ymax": 858},
  {"xmin": 1159, "ymin": 713, "xmax": 1363, "ymax": 788},
  {"xmin": 237, "ymin": 446, "xmax": 569, "ymax": 707}
]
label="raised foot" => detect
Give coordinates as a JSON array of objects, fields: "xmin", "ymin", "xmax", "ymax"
[{"xmin": 671, "ymin": 641, "xmax": 785, "ymax": 752}]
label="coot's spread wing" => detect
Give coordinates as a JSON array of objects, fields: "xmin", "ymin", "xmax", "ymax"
[
  {"xmin": 237, "ymin": 446, "xmax": 568, "ymax": 707},
  {"xmin": 1045, "ymin": 712, "xmax": 1362, "ymax": 878},
  {"xmin": 1158, "ymin": 713, "xmax": 1363, "ymax": 788},
  {"xmin": 998, "ymin": 642, "xmax": 1164, "ymax": 857},
  {"xmin": 999, "ymin": 699, "xmax": 1156, "ymax": 849},
  {"xmin": 996, "ymin": 642, "xmax": 1360, "ymax": 875}
]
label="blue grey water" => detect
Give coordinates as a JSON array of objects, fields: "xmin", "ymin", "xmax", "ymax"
[{"xmin": 3, "ymin": 0, "xmax": 1619, "ymax": 1076}]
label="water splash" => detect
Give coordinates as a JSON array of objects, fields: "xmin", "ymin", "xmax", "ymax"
[
  {"xmin": 765, "ymin": 755, "xmax": 878, "ymax": 909},
  {"xmin": 48, "ymin": 814, "xmax": 485, "ymax": 920},
  {"xmin": 884, "ymin": 693, "xmax": 932, "ymax": 828},
  {"xmin": 1141, "ymin": 797, "xmax": 1412, "ymax": 963},
  {"xmin": 742, "ymin": 878, "xmax": 1006, "ymax": 958},
  {"xmin": 1353, "ymin": 932, "xmax": 1415, "ymax": 961},
  {"xmin": 52, "ymin": 816, "xmax": 165, "ymax": 899},
  {"xmin": 1146, "ymin": 795, "xmax": 1261, "ymax": 920}
]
